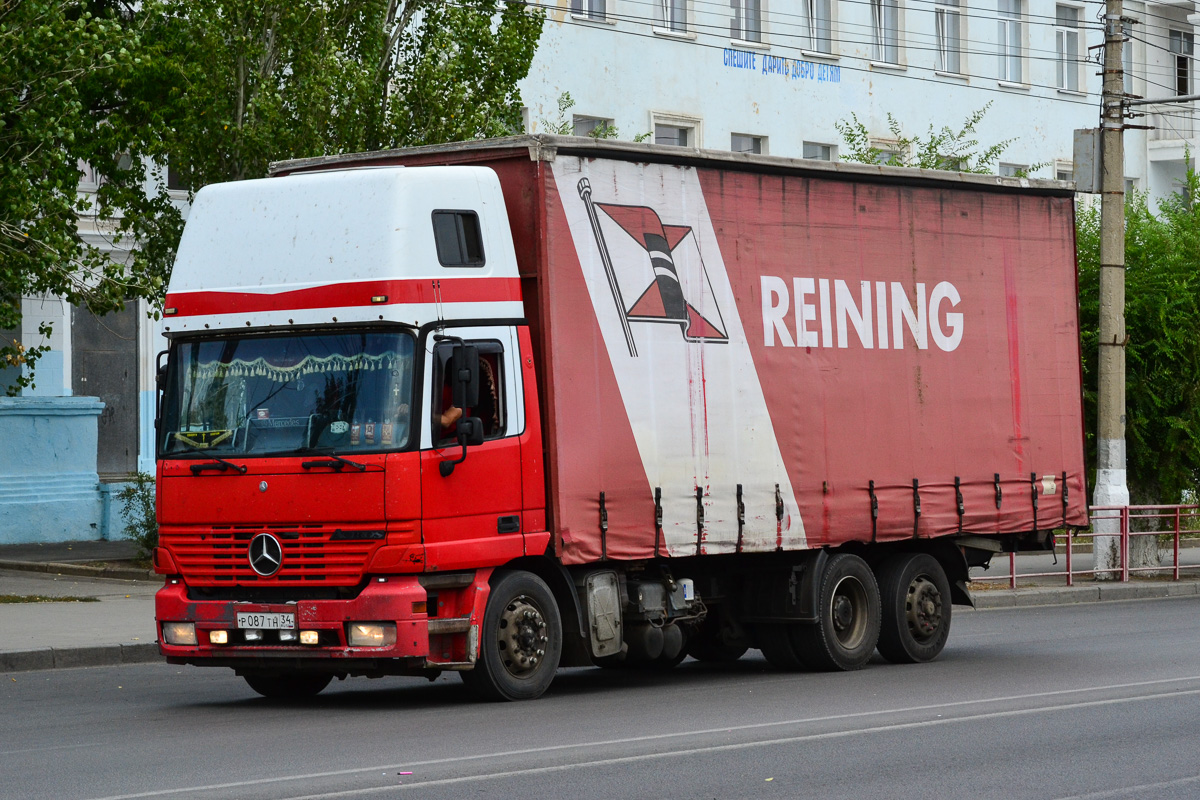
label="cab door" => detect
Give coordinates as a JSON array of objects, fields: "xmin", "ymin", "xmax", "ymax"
[{"xmin": 419, "ymin": 326, "xmax": 526, "ymax": 570}]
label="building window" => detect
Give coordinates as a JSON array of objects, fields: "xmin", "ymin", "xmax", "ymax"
[
  {"xmin": 731, "ymin": 0, "xmax": 762, "ymax": 43},
  {"xmin": 872, "ymin": 141, "xmax": 905, "ymax": 165},
  {"xmin": 167, "ymin": 164, "xmax": 189, "ymax": 192},
  {"xmin": 935, "ymin": 0, "xmax": 962, "ymax": 73},
  {"xmin": 998, "ymin": 0, "xmax": 1023, "ymax": 83},
  {"xmin": 1055, "ymin": 161, "xmax": 1073, "ymax": 181},
  {"xmin": 1170, "ymin": 30, "xmax": 1193, "ymax": 97},
  {"xmin": 1055, "ymin": 6, "xmax": 1080, "ymax": 91},
  {"xmin": 573, "ymin": 116, "xmax": 615, "ymax": 137},
  {"xmin": 652, "ymin": 113, "xmax": 701, "ymax": 148},
  {"xmin": 998, "ymin": 163, "xmax": 1026, "ymax": 177},
  {"xmin": 656, "ymin": 125, "xmax": 690, "ymax": 147},
  {"xmin": 732, "ymin": 134, "xmax": 764, "ymax": 154},
  {"xmin": 803, "ymin": 142, "xmax": 836, "ymax": 160},
  {"xmin": 658, "ymin": 0, "xmax": 688, "ymax": 33},
  {"xmin": 871, "ymin": 0, "xmax": 900, "ymax": 63},
  {"xmin": 801, "ymin": 0, "xmax": 833, "ymax": 54},
  {"xmin": 571, "ymin": 0, "xmax": 606, "ymax": 19}
]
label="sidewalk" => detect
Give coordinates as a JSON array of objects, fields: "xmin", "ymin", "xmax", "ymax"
[
  {"xmin": 2, "ymin": 540, "xmax": 1199, "ymax": 674},
  {"xmin": 0, "ymin": 540, "xmax": 160, "ymax": 673}
]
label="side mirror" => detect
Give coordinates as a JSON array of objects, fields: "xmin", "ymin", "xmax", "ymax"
[
  {"xmin": 439, "ymin": 418, "xmax": 484, "ymax": 477},
  {"xmin": 450, "ymin": 344, "xmax": 480, "ymax": 410},
  {"xmin": 457, "ymin": 416, "xmax": 484, "ymax": 447},
  {"xmin": 155, "ymin": 350, "xmax": 169, "ymax": 391}
]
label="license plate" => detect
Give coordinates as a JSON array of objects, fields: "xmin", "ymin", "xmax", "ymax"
[{"xmin": 236, "ymin": 612, "xmax": 295, "ymax": 630}]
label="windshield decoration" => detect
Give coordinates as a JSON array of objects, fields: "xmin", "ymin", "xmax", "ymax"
[
  {"xmin": 185, "ymin": 352, "xmax": 403, "ymax": 383},
  {"xmin": 160, "ymin": 331, "xmax": 416, "ymax": 459}
]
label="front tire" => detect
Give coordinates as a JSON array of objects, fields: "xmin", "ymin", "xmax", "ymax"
[
  {"xmin": 791, "ymin": 554, "xmax": 881, "ymax": 671},
  {"xmin": 461, "ymin": 570, "xmax": 562, "ymax": 701},
  {"xmin": 243, "ymin": 672, "xmax": 332, "ymax": 698},
  {"xmin": 876, "ymin": 553, "xmax": 952, "ymax": 664}
]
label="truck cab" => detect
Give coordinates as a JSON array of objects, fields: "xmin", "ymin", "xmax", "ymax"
[{"xmin": 154, "ymin": 166, "xmax": 549, "ymax": 696}]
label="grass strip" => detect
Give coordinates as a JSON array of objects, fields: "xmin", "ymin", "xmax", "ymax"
[{"xmin": 0, "ymin": 595, "xmax": 100, "ymax": 604}]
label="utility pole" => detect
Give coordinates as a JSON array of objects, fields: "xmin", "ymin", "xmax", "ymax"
[{"xmin": 1092, "ymin": 0, "xmax": 1129, "ymax": 578}]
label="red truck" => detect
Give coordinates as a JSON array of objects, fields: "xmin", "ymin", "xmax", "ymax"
[{"xmin": 153, "ymin": 135, "xmax": 1087, "ymax": 700}]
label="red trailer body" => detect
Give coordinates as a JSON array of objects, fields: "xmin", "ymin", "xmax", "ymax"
[{"xmin": 154, "ymin": 136, "xmax": 1087, "ymax": 699}]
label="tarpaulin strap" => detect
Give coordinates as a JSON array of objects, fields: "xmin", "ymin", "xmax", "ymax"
[
  {"xmin": 955, "ymin": 476, "xmax": 965, "ymax": 532},
  {"xmin": 912, "ymin": 479, "xmax": 922, "ymax": 539},
  {"xmin": 775, "ymin": 484, "xmax": 784, "ymax": 552},
  {"xmin": 994, "ymin": 473, "xmax": 1003, "ymax": 509},
  {"xmin": 695, "ymin": 487, "xmax": 705, "ymax": 556},
  {"xmin": 1062, "ymin": 471, "xmax": 1069, "ymax": 527},
  {"xmin": 599, "ymin": 492, "xmax": 608, "ymax": 561},
  {"xmin": 654, "ymin": 487, "xmax": 663, "ymax": 558},
  {"xmin": 1030, "ymin": 472, "xmax": 1039, "ymax": 532},
  {"xmin": 735, "ymin": 484, "xmax": 745, "ymax": 554},
  {"xmin": 869, "ymin": 480, "xmax": 879, "ymax": 543}
]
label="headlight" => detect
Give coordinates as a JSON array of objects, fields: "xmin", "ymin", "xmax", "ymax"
[
  {"xmin": 347, "ymin": 623, "xmax": 397, "ymax": 647},
  {"xmin": 162, "ymin": 622, "xmax": 197, "ymax": 645}
]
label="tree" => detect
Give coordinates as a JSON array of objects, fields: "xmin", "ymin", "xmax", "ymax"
[
  {"xmin": 1076, "ymin": 167, "xmax": 1200, "ymax": 513},
  {"xmin": 135, "ymin": 0, "xmax": 544, "ymax": 191},
  {"xmin": 1, "ymin": 0, "xmax": 545, "ymax": 392},
  {"xmin": 834, "ymin": 103, "xmax": 1024, "ymax": 174},
  {"xmin": 0, "ymin": 0, "xmax": 169, "ymax": 393}
]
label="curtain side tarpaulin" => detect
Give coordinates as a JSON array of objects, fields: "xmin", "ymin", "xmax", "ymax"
[{"xmin": 542, "ymin": 157, "xmax": 1087, "ymax": 565}]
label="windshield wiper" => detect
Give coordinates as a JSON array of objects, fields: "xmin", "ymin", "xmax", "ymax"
[
  {"xmin": 189, "ymin": 457, "xmax": 248, "ymax": 475},
  {"xmin": 300, "ymin": 452, "xmax": 367, "ymax": 472}
]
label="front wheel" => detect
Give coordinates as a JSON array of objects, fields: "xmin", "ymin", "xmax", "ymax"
[
  {"xmin": 791, "ymin": 554, "xmax": 881, "ymax": 671},
  {"xmin": 876, "ymin": 553, "xmax": 952, "ymax": 664},
  {"xmin": 243, "ymin": 672, "xmax": 332, "ymax": 699},
  {"xmin": 461, "ymin": 570, "xmax": 562, "ymax": 701}
]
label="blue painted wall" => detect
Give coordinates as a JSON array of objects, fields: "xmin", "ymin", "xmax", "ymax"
[{"xmin": 0, "ymin": 397, "xmax": 105, "ymax": 544}]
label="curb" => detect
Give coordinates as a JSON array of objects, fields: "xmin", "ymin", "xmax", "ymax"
[
  {"xmin": 0, "ymin": 559, "xmax": 155, "ymax": 582},
  {"xmin": 0, "ymin": 643, "xmax": 163, "ymax": 674},
  {"xmin": 971, "ymin": 579, "xmax": 1200, "ymax": 608}
]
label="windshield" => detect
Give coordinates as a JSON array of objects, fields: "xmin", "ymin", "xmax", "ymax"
[{"xmin": 160, "ymin": 330, "xmax": 415, "ymax": 458}]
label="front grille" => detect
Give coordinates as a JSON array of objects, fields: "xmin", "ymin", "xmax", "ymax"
[{"xmin": 167, "ymin": 525, "xmax": 382, "ymax": 586}]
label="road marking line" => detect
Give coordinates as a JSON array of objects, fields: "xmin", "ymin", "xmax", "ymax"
[
  {"xmin": 1053, "ymin": 773, "xmax": 1200, "ymax": 799},
  {"xmin": 282, "ymin": 687, "xmax": 1200, "ymax": 799},
  {"xmin": 82, "ymin": 676, "xmax": 1200, "ymax": 800}
]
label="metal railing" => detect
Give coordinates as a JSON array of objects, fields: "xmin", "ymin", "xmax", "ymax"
[{"xmin": 972, "ymin": 504, "xmax": 1200, "ymax": 589}]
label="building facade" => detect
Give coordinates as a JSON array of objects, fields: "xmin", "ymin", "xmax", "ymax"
[{"xmin": 519, "ymin": 0, "xmax": 1197, "ymax": 204}]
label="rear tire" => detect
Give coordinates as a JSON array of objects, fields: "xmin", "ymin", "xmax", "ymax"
[
  {"xmin": 791, "ymin": 554, "xmax": 880, "ymax": 671},
  {"xmin": 460, "ymin": 570, "xmax": 562, "ymax": 701},
  {"xmin": 755, "ymin": 624, "xmax": 806, "ymax": 671},
  {"xmin": 876, "ymin": 553, "xmax": 952, "ymax": 664},
  {"xmin": 243, "ymin": 672, "xmax": 332, "ymax": 698}
]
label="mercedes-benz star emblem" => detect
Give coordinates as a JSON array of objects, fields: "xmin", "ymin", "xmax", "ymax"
[{"xmin": 248, "ymin": 533, "xmax": 283, "ymax": 577}]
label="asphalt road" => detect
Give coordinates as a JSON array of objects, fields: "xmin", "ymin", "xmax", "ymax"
[{"xmin": 3, "ymin": 597, "xmax": 1200, "ymax": 800}]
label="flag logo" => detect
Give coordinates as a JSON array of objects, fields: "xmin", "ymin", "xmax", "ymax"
[{"xmin": 578, "ymin": 178, "xmax": 728, "ymax": 357}]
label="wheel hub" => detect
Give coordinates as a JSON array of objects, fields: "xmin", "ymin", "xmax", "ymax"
[
  {"xmin": 497, "ymin": 595, "xmax": 549, "ymax": 678},
  {"xmin": 904, "ymin": 576, "xmax": 942, "ymax": 642},
  {"xmin": 829, "ymin": 576, "xmax": 868, "ymax": 648}
]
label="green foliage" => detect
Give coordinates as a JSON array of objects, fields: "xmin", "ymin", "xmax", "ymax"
[
  {"xmin": 0, "ymin": 1, "xmax": 171, "ymax": 394},
  {"xmin": 834, "ymin": 103, "xmax": 1020, "ymax": 174},
  {"xmin": 1, "ymin": 1, "xmax": 545, "ymax": 392},
  {"xmin": 540, "ymin": 91, "xmax": 650, "ymax": 141},
  {"xmin": 1077, "ymin": 167, "xmax": 1200, "ymax": 504},
  {"xmin": 140, "ymin": 0, "xmax": 544, "ymax": 190},
  {"xmin": 116, "ymin": 471, "xmax": 157, "ymax": 561}
]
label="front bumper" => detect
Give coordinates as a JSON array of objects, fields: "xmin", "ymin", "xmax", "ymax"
[{"xmin": 155, "ymin": 576, "xmax": 430, "ymax": 671}]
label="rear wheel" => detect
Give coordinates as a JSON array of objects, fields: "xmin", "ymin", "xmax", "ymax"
[
  {"xmin": 243, "ymin": 672, "xmax": 332, "ymax": 699},
  {"xmin": 755, "ymin": 624, "xmax": 806, "ymax": 671},
  {"xmin": 460, "ymin": 570, "xmax": 562, "ymax": 701},
  {"xmin": 791, "ymin": 554, "xmax": 880, "ymax": 671},
  {"xmin": 876, "ymin": 553, "xmax": 952, "ymax": 664}
]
